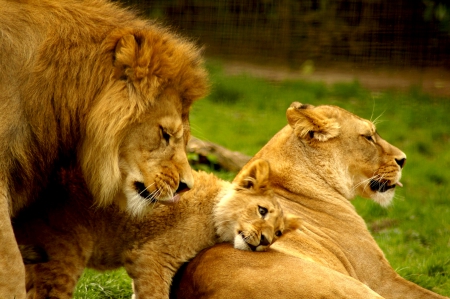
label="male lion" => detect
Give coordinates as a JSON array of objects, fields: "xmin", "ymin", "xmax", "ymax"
[
  {"xmin": 0, "ymin": 0, "xmax": 208, "ymax": 297},
  {"xmin": 13, "ymin": 159, "xmax": 301, "ymax": 299},
  {"xmin": 171, "ymin": 103, "xmax": 448, "ymax": 299}
]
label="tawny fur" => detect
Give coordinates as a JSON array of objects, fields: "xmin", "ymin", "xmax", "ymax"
[
  {"xmin": 172, "ymin": 103, "xmax": 447, "ymax": 299},
  {"xmin": 14, "ymin": 159, "xmax": 301, "ymax": 299},
  {"xmin": 0, "ymin": 0, "xmax": 208, "ymax": 296}
]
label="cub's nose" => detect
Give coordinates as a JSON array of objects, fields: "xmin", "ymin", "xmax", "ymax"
[{"xmin": 260, "ymin": 234, "xmax": 270, "ymax": 246}]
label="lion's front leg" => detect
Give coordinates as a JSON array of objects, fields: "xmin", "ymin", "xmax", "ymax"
[{"xmin": 0, "ymin": 193, "xmax": 26, "ymax": 299}]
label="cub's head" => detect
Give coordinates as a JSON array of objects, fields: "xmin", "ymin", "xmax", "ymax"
[
  {"xmin": 286, "ymin": 102, "xmax": 406, "ymax": 206},
  {"xmin": 80, "ymin": 28, "xmax": 209, "ymax": 216},
  {"xmin": 214, "ymin": 159, "xmax": 302, "ymax": 252}
]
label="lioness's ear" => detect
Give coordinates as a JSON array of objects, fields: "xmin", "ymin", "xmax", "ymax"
[
  {"xmin": 283, "ymin": 214, "xmax": 302, "ymax": 232},
  {"xmin": 286, "ymin": 102, "xmax": 340, "ymax": 142},
  {"xmin": 233, "ymin": 159, "xmax": 270, "ymax": 191}
]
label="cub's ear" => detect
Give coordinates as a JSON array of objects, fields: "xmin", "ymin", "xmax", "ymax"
[
  {"xmin": 286, "ymin": 102, "xmax": 340, "ymax": 142},
  {"xmin": 283, "ymin": 214, "xmax": 303, "ymax": 233},
  {"xmin": 233, "ymin": 159, "xmax": 270, "ymax": 192}
]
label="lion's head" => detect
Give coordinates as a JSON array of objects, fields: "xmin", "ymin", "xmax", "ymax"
[
  {"xmin": 214, "ymin": 159, "xmax": 302, "ymax": 252},
  {"xmin": 282, "ymin": 102, "xmax": 406, "ymax": 206},
  {"xmin": 78, "ymin": 28, "xmax": 209, "ymax": 216},
  {"xmin": 1, "ymin": 0, "xmax": 209, "ymax": 218},
  {"xmin": 116, "ymin": 91, "xmax": 196, "ymax": 215}
]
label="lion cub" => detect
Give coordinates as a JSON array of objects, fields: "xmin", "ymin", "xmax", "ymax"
[{"xmin": 14, "ymin": 159, "xmax": 301, "ymax": 299}]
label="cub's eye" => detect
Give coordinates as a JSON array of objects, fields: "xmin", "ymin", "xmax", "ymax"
[
  {"xmin": 258, "ymin": 206, "xmax": 268, "ymax": 217},
  {"xmin": 275, "ymin": 230, "xmax": 283, "ymax": 237}
]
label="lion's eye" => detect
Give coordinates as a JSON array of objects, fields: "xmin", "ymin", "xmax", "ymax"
[
  {"xmin": 275, "ymin": 230, "xmax": 283, "ymax": 237},
  {"xmin": 161, "ymin": 128, "xmax": 170, "ymax": 143},
  {"xmin": 258, "ymin": 206, "xmax": 268, "ymax": 217}
]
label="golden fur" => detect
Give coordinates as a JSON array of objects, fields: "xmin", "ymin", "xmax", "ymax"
[
  {"xmin": 14, "ymin": 159, "xmax": 301, "ymax": 299},
  {"xmin": 171, "ymin": 103, "xmax": 447, "ymax": 299},
  {"xmin": 0, "ymin": 0, "xmax": 208, "ymax": 297}
]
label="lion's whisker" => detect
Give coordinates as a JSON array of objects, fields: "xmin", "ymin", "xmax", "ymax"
[{"xmin": 137, "ymin": 182, "xmax": 155, "ymax": 197}]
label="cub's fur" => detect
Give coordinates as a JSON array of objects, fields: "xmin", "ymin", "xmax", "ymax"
[
  {"xmin": 0, "ymin": 0, "xmax": 208, "ymax": 295},
  {"xmin": 14, "ymin": 160, "xmax": 301, "ymax": 299},
  {"xmin": 19, "ymin": 246, "xmax": 49, "ymax": 265}
]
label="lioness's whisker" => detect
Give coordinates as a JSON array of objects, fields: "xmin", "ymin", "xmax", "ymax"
[
  {"xmin": 371, "ymin": 110, "xmax": 385, "ymax": 126},
  {"xmin": 352, "ymin": 177, "xmax": 374, "ymax": 193}
]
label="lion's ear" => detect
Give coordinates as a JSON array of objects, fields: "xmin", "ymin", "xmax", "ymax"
[
  {"xmin": 283, "ymin": 214, "xmax": 303, "ymax": 233},
  {"xmin": 233, "ymin": 159, "xmax": 270, "ymax": 191},
  {"xmin": 286, "ymin": 101, "xmax": 340, "ymax": 142},
  {"xmin": 113, "ymin": 34, "xmax": 139, "ymax": 80}
]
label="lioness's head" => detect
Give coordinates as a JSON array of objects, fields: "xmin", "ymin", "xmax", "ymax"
[
  {"xmin": 80, "ymin": 28, "xmax": 209, "ymax": 216},
  {"xmin": 214, "ymin": 159, "xmax": 302, "ymax": 252},
  {"xmin": 285, "ymin": 102, "xmax": 406, "ymax": 206}
]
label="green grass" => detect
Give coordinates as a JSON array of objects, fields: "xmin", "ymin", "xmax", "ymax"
[{"xmin": 75, "ymin": 60, "xmax": 450, "ymax": 297}]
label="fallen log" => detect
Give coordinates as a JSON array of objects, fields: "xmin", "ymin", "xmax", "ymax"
[{"xmin": 187, "ymin": 137, "xmax": 251, "ymax": 172}]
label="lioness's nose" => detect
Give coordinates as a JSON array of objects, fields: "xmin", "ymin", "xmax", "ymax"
[{"xmin": 395, "ymin": 158, "xmax": 406, "ymax": 168}]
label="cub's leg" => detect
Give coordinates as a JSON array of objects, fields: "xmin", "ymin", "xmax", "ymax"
[
  {"xmin": 26, "ymin": 260, "xmax": 85, "ymax": 299},
  {"xmin": 24, "ymin": 231, "xmax": 92, "ymax": 299},
  {"xmin": 125, "ymin": 248, "xmax": 180, "ymax": 299},
  {"xmin": 0, "ymin": 192, "xmax": 26, "ymax": 299}
]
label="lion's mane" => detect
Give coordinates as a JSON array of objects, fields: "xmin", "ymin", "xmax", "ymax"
[{"xmin": 0, "ymin": 0, "xmax": 209, "ymax": 214}]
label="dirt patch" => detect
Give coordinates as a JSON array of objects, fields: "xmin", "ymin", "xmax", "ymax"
[{"xmin": 223, "ymin": 61, "xmax": 450, "ymax": 97}]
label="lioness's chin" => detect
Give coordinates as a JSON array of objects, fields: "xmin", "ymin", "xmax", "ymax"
[
  {"xmin": 368, "ymin": 178, "xmax": 403, "ymax": 207},
  {"xmin": 371, "ymin": 189, "xmax": 395, "ymax": 207}
]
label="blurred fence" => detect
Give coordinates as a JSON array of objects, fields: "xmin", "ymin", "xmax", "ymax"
[{"xmin": 119, "ymin": 0, "xmax": 450, "ymax": 68}]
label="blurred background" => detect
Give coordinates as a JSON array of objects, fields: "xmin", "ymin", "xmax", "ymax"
[{"xmin": 117, "ymin": 0, "xmax": 450, "ymax": 96}]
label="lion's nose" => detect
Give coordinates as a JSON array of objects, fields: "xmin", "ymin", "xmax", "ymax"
[
  {"xmin": 176, "ymin": 181, "xmax": 190, "ymax": 193},
  {"xmin": 395, "ymin": 158, "xmax": 406, "ymax": 168}
]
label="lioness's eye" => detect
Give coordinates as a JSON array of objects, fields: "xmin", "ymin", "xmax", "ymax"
[
  {"xmin": 258, "ymin": 206, "xmax": 268, "ymax": 217},
  {"xmin": 365, "ymin": 135, "xmax": 374, "ymax": 142},
  {"xmin": 275, "ymin": 230, "xmax": 282, "ymax": 237}
]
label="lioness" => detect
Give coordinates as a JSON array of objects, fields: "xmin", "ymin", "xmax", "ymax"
[
  {"xmin": 171, "ymin": 103, "xmax": 447, "ymax": 299},
  {"xmin": 0, "ymin": 0, "xmax": 208, "ymax": 296},
  {"xmin": 14, "ymin": 159, "xmax": 301, "ymax": 299}
]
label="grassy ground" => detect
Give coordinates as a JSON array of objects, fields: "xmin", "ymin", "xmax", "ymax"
[{"xmin": 75, "ymin": 60, "xmax": 450, "ymax": 298}]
